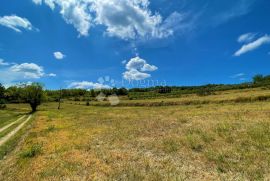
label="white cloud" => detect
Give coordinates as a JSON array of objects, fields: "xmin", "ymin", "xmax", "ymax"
[
  {"xmin": 0, "ymin": 59, "xmax": 9, "ymax": 66},
  {"xmin": 230, "ymin": 73, "xmax": 245, "ymax": 78},
  {"xmin": 44, "ymin": 0, "xmax": 55, "ymax": 9},
  {"xmin": 10, "ymin": 63, "xmax": 45, "ymax": 79},
  {"xmin": 234, "ymin": 35, "xmax": 270, "ymax": 56},
  {"xmin": 126, "ymin": 56, "xmax": 157, "ymax": 71},
  {"xmin": 68, "ymin": 81, "xmax": 110, "ymax": 89},
  {"xmin": 54, "ymin": 51, "xmax": 65, "ymax": 60},
  {"xmin": 32, "ymin": 0, "xmax": 42, "ymax": 5},
  {"xmin": 32, "ymin": 0, "xmax": 181, "ymax": 39},
  {"xmin": 0, "ymin": 15, "xmax": 36, "ymax": 32},
  {"xmin": 123, "ymin": 56, "xmax": 157, "ymax": 80},
  {"xmin": 92, "ymin": 0, "xmax": 168, "ymax": 40},
  {"xmin": 238, "ymin": 33, "xmax": 257, "ymax": 43},
  {"xmin": 59, "ymin": 1, "xmax": 92, "ymax": 37},
  {"xmin": 47, "ymin": 73, "xmax": 56, "ymax": 77},
  {"xmin": 123, "ymin": 69, "xmax": 151, "ymax": 80},
  {"xmin": 0, "ymin": 61, "xmax": 56, "ymax": 85}
]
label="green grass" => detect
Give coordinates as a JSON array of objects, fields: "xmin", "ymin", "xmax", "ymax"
[
  {"xmin": 20, "ymin": 143, "xmax": 43, "ymax": 158},
  {"xmin": 0, "ymin": 104, "xmax": 31, "ymax": 160},
  {"xmin": 0, "ymin": 119, "xmax": 33, "ymax": 160},
  {"xmin": 0, "ymin": 121, "xmax": 24, "ymax": 138},
  {"xmin": 0, "ymin": 104, "xmax": 30, "ymax": 127}
]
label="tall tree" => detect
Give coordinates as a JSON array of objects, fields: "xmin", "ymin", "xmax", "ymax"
[
  {"xmin": 253, "ymin": 74, "xmax": 264, "ymax": 84},
  {"xmin": 24, "ymin": 83, "xmax": 44, "ymax": 112}
]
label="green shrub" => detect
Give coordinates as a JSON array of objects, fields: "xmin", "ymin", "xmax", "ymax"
[{"xmin": 0, "ymin": 99, "xmax": 6, "ymax": 109}]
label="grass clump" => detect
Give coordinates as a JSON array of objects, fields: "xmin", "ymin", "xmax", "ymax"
[
  {"xmin": 20, "ymin": 143, "xmax": 42, "ymax": 158},
  {"xmin": 186, "ymin": 134, "xmax": 203, "ymax": 152},
  {"xmin": 46, "ymin": 125, "xmax": 56, "ymax": 132},
  {"xmin": 162, "ymin": 138, "xmax": 180, "ymax": 153}
]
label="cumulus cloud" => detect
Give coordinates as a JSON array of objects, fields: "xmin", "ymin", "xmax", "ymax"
[
  {"xmin": 123, "ymin": 56, "xmax": 157, "ymax": 80},
  {"xmin": 68, "ymin": 81, "xmax": 110, "ymax": 89},
  {"xmin": 10, "ymin": 63, "xmax": 45, "ymax": 79},
  {"xmin": 0, "ymin": 60, "xmax": 56, "ymax": 86},
  {"xmin": 126, "ymin": 56, "xmax": 157, "ymax": 71},
  {"xmin": 0, "ymin": 15, "xmax": 36, "ymax": 32},
  {"xmin": 238, "ymin": 33, "xmax": 257, "ymax": 43},
  {"xmin": 123, "ymin": 69, "xmax": 151, "ymax": 80},
  {"xmin": 54, "ymin": 51, "xmax": 65, "ymax": 60},
  {"xmin": 32, "ymin": 0, "xmax": 181, "ymax": 39},
  {"xmin": 234, "ymin": 35, "xmax": 270, "ymax": 56},
  {"xmin": 92, "ymin": 0, "xmax": 167, "ymax": 40}
]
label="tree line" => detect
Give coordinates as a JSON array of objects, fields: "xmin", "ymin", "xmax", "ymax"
[
  {"xmin": 0, "ymin": 74, "xmax": 269, "ymax": 111},
  {"xmin": 0, "ymin": 83, "xmax": 44, "ymax": 112}
]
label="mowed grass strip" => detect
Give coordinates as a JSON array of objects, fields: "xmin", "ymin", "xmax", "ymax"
[
  {"xmin": 0, "ymin": 109, "xmax": 33, "ymax": 160},
  {"xmin": 1, "ymin": 102, "xmax": 270, "ymax": 180},
  {"xmin": 0, "ymin": 115, "xmax": 26, "ymax": 134},
  {"xmin": 0, "ymin": 114, "xmax": 21, "ymax": 128},
  {"xmin": 0, "ymin": 104, "xmax": 30, "ymax": 128},
  {"xmin": 0, "ymin": 118, "xmax": 26, "ymax": 138}
]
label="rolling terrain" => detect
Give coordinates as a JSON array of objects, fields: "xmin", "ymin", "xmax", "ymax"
[{"xmin": 0, "ymin": 88, "xmax": 270, "ymax": 180}]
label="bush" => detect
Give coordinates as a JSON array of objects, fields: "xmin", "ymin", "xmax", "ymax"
[
  {"xmin": 0, "ymin": 99, "xmax": 6, "ymax": 109},
  {"xmin": 196, "ymin": 88, "xmax": 214, "ymax": 96},
  {"xmin": 156, "ymin": 86, "xmax": 172, "ymax": 94}
]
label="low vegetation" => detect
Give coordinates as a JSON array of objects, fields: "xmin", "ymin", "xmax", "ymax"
[
  {"xmin": 0, "ymin": 76, "xmax": 270, "ymax": 180},
  {"xmin": 0, "ymin": 98, "xmax": 270, "ymax": 180}
]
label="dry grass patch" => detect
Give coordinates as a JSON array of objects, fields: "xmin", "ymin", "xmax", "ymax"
[{"xmin": 1, "ymin": 101, "xmax": 270, "ymax": 180}]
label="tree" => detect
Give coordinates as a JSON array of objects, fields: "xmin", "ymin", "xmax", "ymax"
[
  {"xmin": 156, "ymin": 86, "xmax": 172, "ymax": 94},
  {"xmin": 0, "ymin": 83, "xmax": 6, "ymax": 109},
  {"xmin": 90, "ymin": 89, "xmax": 96, "ymax": 97},
  {"xmin": 196, "ymin": 87, "xmax": 213, "ymax": 96},
  {"xmin": 253, "ymin": 74, "xmax": 264, "ymax": 84},
  {"xmin": 24, "ymin": 83, "xmax": 44, "ymax": 112},
  {"xmin": 117, "ymin": 88, "xmax": 128, "ymax": 95},
  {"xmin": 0, "ymin": 83, "xmax": 4, "ymax": 99}
]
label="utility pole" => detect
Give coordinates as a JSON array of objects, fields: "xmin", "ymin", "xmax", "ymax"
[{"xmin": 58, "ymin": 88, "xmax": 62, "ymax": 110}]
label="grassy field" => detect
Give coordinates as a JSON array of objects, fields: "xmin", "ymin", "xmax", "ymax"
[
  {"xmin": 0, "ymin": 106, "xmax": 28, "ymax": 128},
  {"xmin": 67, "ymin": 87, "xmax": 270, "ymax": 107},
  {"xmin": 0, "ymin": 105, "xmax": 31, "ymax": 160},
  {"xmin": 1, "ymin": 89, "xmax": 270, "ymax": 180}
]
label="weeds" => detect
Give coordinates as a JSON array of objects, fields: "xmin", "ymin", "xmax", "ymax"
[
  {"xmin": 20, "ymin": 143, "xmax": 42, "ymax": 158},
  {"xmin": 162, "ymin": 138, "xmax": 180, "ymax": 153},
  {"xmin": 46, "ymin": 125, "xmax": 56, "ymax": 132}
]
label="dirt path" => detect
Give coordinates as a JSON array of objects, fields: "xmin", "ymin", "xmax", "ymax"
[
  {"xmin": 0, "ymin": 115, "xmax": 32, "ymax": 147},
  {"xmin": 0, "ymin": 115, "xmax": 26, "ymax": 133}
]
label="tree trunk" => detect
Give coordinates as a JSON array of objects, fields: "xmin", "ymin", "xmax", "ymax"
[{"xmin": 30, "ymin": 103, "xmax": 37, "ymax": 113}]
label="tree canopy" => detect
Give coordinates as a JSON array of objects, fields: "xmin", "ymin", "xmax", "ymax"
[{"xmin": 24, "ymin": 83, "xmax": 45, "ymax": 112}]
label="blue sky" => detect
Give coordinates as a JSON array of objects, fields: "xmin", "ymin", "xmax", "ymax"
[{"xmin": 0, "ymin": 0, "xmax": 270, "ymax": 89}]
